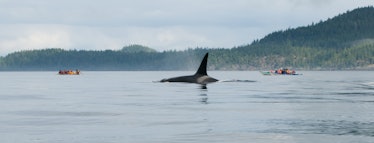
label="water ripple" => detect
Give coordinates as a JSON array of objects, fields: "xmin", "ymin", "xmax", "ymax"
[{"xmin": 263, "ymin": 119, "xmax": 374, "ymax": 137}]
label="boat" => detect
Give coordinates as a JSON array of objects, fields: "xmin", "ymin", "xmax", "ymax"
[
  {"xmin": 58, "ymin": 70, "xmax": 80, "ymax": 75},
  {"xmin": 260, "ymin": 71, "xmax": 273, "ymax": 76},
  {"xmin": 260, "ymin": 68, "xmax": 301, "ymax": 75}
]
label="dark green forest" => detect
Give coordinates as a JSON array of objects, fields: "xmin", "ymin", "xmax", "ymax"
[{"xmin": 1, "ymin": 6, "xmax": 373, "ymax": 71}]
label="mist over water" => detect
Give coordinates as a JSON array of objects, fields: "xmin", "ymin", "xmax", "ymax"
[{"xmin": 0, "ymin": 71, "xmax": 373, "ymax": 143}]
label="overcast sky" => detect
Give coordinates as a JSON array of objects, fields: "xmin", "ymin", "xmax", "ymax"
[{"xmin": 0, "ymin": 0, "xmax": 373, "ymax": 56}]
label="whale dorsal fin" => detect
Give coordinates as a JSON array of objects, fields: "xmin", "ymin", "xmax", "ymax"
[{"xmin": 195, "ymin": 53, "xmax": 209, "ymax": 75}]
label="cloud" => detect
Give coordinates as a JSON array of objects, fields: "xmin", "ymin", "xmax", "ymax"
[
  {"xmin": 0, "ymin": 24, "xmax": 72, "ymax": 55},
  {"xmin": 0, "ymin": 0, "xmax": 373, "ymax": 56}
]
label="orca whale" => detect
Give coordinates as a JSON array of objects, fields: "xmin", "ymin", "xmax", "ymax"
[{"xmin": 160, "ymin": 53, "xmax": 218, "ymax": 84}]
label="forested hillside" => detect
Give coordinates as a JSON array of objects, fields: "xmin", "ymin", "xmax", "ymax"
[
  {"xmin": 226, "ymin": 6, "xmax": 374, "ymax": 70},
  {"xmin": 254, "ymin": 6, "xmax": 374, "ymax": 48},
  {"xmin": 0, "ymin": 6, "xmax": 373, "ymax": 71}
]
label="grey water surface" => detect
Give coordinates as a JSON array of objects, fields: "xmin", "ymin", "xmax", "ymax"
[{"xmin": 0, "ymin": 71, "xmax": 373, "ymax": 143}]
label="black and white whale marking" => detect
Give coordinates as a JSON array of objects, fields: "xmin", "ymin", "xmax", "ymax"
[{"xmin": 160, "ymin": 53, "xmax": 218, "ymax": 84}]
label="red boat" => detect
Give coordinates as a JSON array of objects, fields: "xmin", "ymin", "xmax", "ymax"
[{"xmin": 58, "ymin": 70, "xmax": 80, "ymax": 75}]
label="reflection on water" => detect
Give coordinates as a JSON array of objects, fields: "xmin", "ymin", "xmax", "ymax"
[
  {"xmin": 199, "ymin": 94, "xmax": 208, "ymax": 104},
  {"xmin": 200, "ymin": 84, "xmax": 207, "ymax": 89}
]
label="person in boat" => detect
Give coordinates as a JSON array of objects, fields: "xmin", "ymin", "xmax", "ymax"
[
  {"xmin": 285, "ymin": 69, "xmax": 291, "ymax": 74},
  {"xmin": 273, "ymin": 68, "xmax": 295, "ymax": 75},
  {"xmin": 276, "ymin": 68, "xmax": 282, "ymax": 74},
  {"xmin": 59, "ymin": 70, "xmax": 68, "ymax": 75}
]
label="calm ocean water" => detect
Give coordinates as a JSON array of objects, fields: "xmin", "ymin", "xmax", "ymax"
[{"xmin": 0, "ymin": 71, "xmax": 373, "ymax": 143}]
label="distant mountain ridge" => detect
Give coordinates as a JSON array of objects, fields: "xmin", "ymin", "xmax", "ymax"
[{"xmin": 0, "ymin": 6, "xmax": 373, "ymax": 70}]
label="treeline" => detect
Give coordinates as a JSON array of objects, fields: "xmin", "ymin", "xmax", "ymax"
[
  {"xmin": 0, "ymin": 7, "xmax": 373, "ymax": 71},
  {"xmin": 0, "ymin": 48, "xmax": 214, "ymax": 71},
  {"xmin": 1, "ymin": 42, "xmax": 372, "ymax": 71}
]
